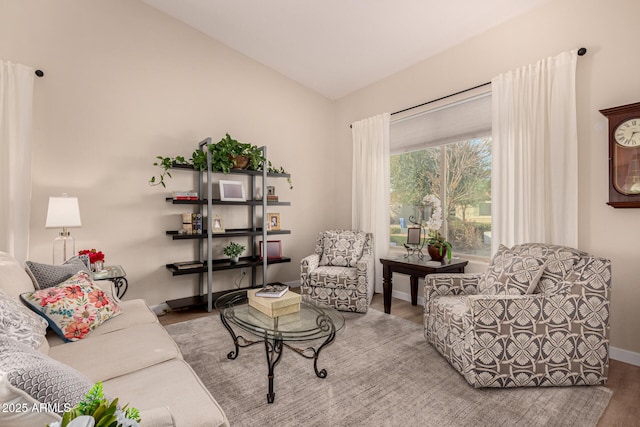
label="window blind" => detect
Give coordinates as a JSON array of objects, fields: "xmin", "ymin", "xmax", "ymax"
[{"xmin": 390, "ymin": 91, "xmax": 491, "ymax": 154}]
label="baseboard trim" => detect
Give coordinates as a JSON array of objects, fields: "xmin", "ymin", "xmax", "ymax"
[
  {"xmin": 391, "ymin": 289, "xmax": 424, "ymax": 307},
  {"xmin": 391, "ymin": 290, "xmax": 640, "ymax": 367},
  {"xmin": 150, "ymin": 302, "xmax": 170, "ymax": 316},
  {"xmin": 610, "ymin": 346, "xmax": 640, "ymax": 367}
]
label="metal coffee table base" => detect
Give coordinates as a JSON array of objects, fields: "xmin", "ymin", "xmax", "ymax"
[{"xmin": 219, "ymin": 313, "xmax": 336, "ymax": 403}]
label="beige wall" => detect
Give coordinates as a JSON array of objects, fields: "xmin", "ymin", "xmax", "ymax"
[
  {"xmin": 0, "ymin": 1, "xmax": 346, "ymax": 306},
  {"xmin": 337, "ymin": 0, "xmax": 640, "ymax": 355}
]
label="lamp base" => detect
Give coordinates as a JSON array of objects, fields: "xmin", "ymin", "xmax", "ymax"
[{"xmin": 53, "ymin": 231, "xmax": 75, "ymax": 265}]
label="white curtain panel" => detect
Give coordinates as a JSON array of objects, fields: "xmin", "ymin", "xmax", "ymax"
[
  {"xmin": 351, "ymin": 113, "xmax": 390, "ymax": 292},
  {"xmin": 0, "ymin": 61, "xmax": 35, "ymax": 264},
  {"xmin": 491, "ymin": 50, "xmax": 578, "ymax": 254}
]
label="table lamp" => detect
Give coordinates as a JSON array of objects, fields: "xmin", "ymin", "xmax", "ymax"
[{"xmin": 45, "ymin": 193, "xmax": 82, "ymax": 264}]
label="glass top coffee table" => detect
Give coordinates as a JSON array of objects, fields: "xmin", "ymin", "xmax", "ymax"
[{"xmin": 215, "ymin": 290, "xmax": 345, "ymax": 403}]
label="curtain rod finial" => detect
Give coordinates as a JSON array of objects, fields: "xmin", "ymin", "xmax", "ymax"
[
  {"xmin": 577, "ymin": 47, "xmax": 587, "ymax": 56},
  {"xmin": 35, "ymin": 69, "xmax": 44, "ymax": 77}
]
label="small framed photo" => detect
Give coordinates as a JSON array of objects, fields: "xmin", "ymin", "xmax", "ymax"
[
  {"xmin": 219, "ymin": 180, "xmax": 246, "ymax": 202},
  {"xmin": 211, "ymin": 215, "xmax": 225, "ymax": 233},
  {"xmin": 407, "ymin": 227, "xmax": 421, "ymax": 245},
  {"xmin": 266, "ymin": 186, "xmax": 276, "ymax": 196},
  {"xmin": 260, "ymin": 240, "xmax": 282, "ymax": 260},
  {"xmin": 267, "ymin": 213, "xmax": 281, "ymax": 231}
]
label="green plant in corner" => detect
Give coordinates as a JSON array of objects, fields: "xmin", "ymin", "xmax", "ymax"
[{"xmin": 223, "ymin": 242, "xmax": 245, "ymax": 259}]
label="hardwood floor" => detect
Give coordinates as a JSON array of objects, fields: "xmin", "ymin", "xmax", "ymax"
[{"xmin": 159, "ymin": 292, "xmax": 640, "ymax": 426}]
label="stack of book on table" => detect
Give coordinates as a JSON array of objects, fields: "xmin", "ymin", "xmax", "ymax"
[{"xmin": 247, "ymin": 284, "xmax": 301, "ymax": 318}]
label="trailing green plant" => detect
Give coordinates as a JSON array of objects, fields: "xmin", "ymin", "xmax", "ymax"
[
  {"xmin": 149, "ymin": 133, "xmax": 292, "ymax": 189},
  {"xmin": 223, "ymin": 241, "xmax": 245, "ymax": 258},
  {"xmin": 49, "ymin": 382, "xmax": 141, "ymax": 427}
]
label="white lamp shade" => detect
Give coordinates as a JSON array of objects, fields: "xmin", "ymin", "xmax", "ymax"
[{"xmin": 45, "ymin": 196, "xmax": 82, "ymax": 228}]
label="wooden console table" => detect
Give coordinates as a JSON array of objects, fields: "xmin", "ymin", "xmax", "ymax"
[{"xmin": 379, "ymin": 256, "xmax": 468, "ymax": 314}]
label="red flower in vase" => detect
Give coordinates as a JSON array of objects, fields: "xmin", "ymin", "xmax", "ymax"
[{"xmin": 78, "ymin": 248, "xmax": 105, "ymax": 264}]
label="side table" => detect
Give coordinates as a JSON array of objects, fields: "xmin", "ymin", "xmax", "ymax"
[
  {"xmin": 93, "ymin": 265, "xmax": 128, "ymax": 299},
  {"xmin": 379, "ymin": 256, "xmax": 468, "ymax": 314}
]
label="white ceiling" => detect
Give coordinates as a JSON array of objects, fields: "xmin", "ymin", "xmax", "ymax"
[{"xmin": 141, "ymin": 0, "xmax": 553, "ymax": 100}]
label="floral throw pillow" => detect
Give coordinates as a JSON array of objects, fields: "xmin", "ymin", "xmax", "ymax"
[{"xmin": 20, "ymin": 271, "xmax": 122, "ymax": 342}]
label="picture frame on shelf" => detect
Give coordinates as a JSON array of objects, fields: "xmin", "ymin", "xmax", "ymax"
[
  {"xmin": 211, "ymin": 215, "xmax": 225, "ymax": 233},
  {"xmin": 407, "ymin": 227, "xmax": 421, "ymax": 245},
  {"xmin": 267, "ymin": 186, "xmax": 276, "ymax": 196},
  {"xmin": 219, "ymin": 180, "xmax": 246, "ymax": 202},
  {"xmin": 260, "ymin": 240, "xmax": 282, "ymax": 260},
  {"xmin": 267, "ymin": 213, "xmax": 281, "ymax": 231}
]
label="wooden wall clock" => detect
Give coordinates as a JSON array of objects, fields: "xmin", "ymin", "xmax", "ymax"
[{"xmin": 600, "ymin": 101, "xmax": 640, "ymax": 208}]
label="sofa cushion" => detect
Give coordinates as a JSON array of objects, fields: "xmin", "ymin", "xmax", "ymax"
[
  {"xmin": 48, "ymin": 322, "xmax": 181, "ymax": 382},
  {"xmin": 319, "ymin": 230, "xmax": 366, "ymax": 267},
  {"xmin": 0, "ymin": 336, "xmax": 92, "ymax": 416},
  {"xmin": 103, "ymin": 359, "xmax": 228, "ymax": 427},
  {"xmin": 25, "ymin": 255, "xmax": 91, "ymax": 290},
  {"xmin": 47, "ymin": 299, "xmax": 159, "ymax": 347},
  {"xmin": 481, "ymin": 245, "xmax": 546, "ymax": 295},
  {"xmin": 20, "ymin": 271, "xmax": 122, "ymax": 342},
  {"xmin": 0, "ymin": 251, "xmax": 36, "ymax": 299},
  {"xmin": 0, "ymin": 289, "xmax": 48, "ymax": 350}
]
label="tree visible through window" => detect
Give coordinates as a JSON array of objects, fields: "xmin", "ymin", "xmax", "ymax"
[{"xmin": 390, "ymin": 136, "xmax": 492, "ymax": 258}]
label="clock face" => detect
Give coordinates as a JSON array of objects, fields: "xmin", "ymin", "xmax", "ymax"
[{"xmin": 614, "ymin": 118, "xmax": 640, "ymax": 147}]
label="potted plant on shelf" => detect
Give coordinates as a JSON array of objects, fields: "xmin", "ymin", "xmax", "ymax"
[
  {"xmin": 423, "ymin": 194, "xmax": 452, "ymax": 261},
  {"xmin": 149, "ymin": 133, "xmax": 292, "ymax": 189},
  {"xmin": 223, "ymin": 242, "xmax": 245, "ymax": 263}
]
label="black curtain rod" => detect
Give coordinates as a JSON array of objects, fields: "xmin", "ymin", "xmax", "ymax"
[
  {"xmin": 391, "ymin": 81, "xmax": 490, "ymax": 116},
  {"xmin": 351, "ymin": 47, "xmax": 587, "ymax": 127},
  {"xmin": 35, "ymin": 69, "xmax": 44, "ymax": 77}
]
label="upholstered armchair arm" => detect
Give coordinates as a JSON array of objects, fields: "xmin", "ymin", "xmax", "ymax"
[
  {"xmin": 356, "ymin": 252, "xmax": 373, "ymax": 277},
  {"xmin": 466, "ymin": 292, "xmax": 610, "ymax": 386},
  {"xmin": 424, "ymin": 273, "xmax": 484, "ymax": 300},
  {"xmin": 355, "ymin": 252, "xmax": 374, "ymax": 297},
  {"xmin": 300, "ymin": 254, "xmax": 320, "ymax": 286}
]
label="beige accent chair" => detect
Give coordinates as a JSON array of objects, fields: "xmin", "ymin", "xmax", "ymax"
[
  {"xmin": 300, "ymin": 230, "xmax": 374, "ymax": 313},
  {"xmin": 424, "ymin": 243, "xmax": 611, "ymax": 388}
]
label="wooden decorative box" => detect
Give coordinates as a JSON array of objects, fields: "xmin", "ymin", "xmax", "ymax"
[{"xmin": 247, "ymin": 289, "xmax": 301, "ymax": 318}]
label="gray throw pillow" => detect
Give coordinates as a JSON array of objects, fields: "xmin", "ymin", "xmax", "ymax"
[
  {"xmin": 0, "ymin": 289, "xmax": 48, "ymax": 350},
  {"xmin": 25, "ymin": 255, "xmax": 91, "ymax": 289},
  {"xmin": 481, "ymin": 245, "xmax": 547, "ymax": 295},
  {"xmin": 0, "ymin": 335, "xmax": 92, "ymax": 414}
]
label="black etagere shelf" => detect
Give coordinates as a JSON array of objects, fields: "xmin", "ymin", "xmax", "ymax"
[
  {"xmin": 166, "ymin": 197, "xmax": 291, "ymax": 206},
  {"xmin": 166, "ymin": 256, "xmax": 292, "ymax": 276},
  {"xmin": 166, "ymin": 228, "xmax": 291, "ymax": 240},
  {"xmin": 163, "ymin": 138, "xmax": 292, "ymax": 312}
]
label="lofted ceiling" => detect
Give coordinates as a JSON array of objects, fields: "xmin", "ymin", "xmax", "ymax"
[{"xmin": 141, "ymin": 0, "xmax": 554, "ymax": 100}]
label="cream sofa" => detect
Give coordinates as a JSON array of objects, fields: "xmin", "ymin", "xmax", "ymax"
[{"xmin": 0, "ymin": 251, "xmax": 229, "ymax": 427}]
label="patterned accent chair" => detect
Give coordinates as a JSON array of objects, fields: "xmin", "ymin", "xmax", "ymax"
[
  {"xmin": 300, "ymin": 230, "xmax": 374, "ymax": 313},
  {"xmin": 424, "ymin": 243, "xmax": 611, "ymax": 388}
]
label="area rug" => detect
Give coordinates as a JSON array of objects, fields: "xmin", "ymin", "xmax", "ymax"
[{"xmin": 165, "ymin": 309, "xmax": 612, "ymax": 427}]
